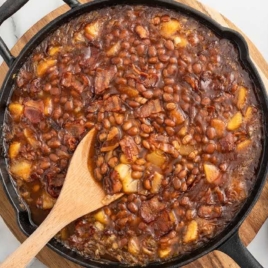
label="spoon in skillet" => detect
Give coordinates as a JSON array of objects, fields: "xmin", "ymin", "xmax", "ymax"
[{"xmin": 1, "ymin": 128, "xmax": 123, "ymax": 268}]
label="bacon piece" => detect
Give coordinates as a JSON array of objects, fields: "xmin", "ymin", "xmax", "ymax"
[
  {"xmin": 140, "ymin": 197, "xmax": 165, "ymax": 223},
  {"xmin": 153, "ymin": 210, "xmax": 173, "ymax": 237},
  {"xmin": 197, "ymin": 205, "xmax": 222, "ymax": 219},
  {"xmin": 119, "ymin": 136, "xmax": 139, "ymax": 162},
  {"xmin": 149, "ymin": 134, "xmax": 169, "ymax": 147},
  {"xmin": 95, "ymin": 66, "xmax": 117, "ymax": 94},
  {"xmin": 219, "ymin": 133, "xmax": 235, "ymax": 152},
  {"xmin": 103, "ymin": 170, "xmax": 123, "ymax": 194},
  {"xmin": 134, "ymin": 99, "xmax": 163, "ymax": 118},
  {"xmin": 104, "ymin": 95, "xmax": 122, "ymax": 112},
  {"xmin": 16, "ymin": 70, "xmax": 33, "ymax": 88},
  {"xmin": 24, "ymin": 100, "xmax": 44, "ymax": 124}
]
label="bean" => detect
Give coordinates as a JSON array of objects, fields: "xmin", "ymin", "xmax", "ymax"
[
  {"xmin": 131, "ymin": 171, "xmax": 143, "ymax": 179},
  {"xmin": 134, "ymin": 135, "xmax": 141, "ymax": 144},
  {"xmin": 143, "ymin": 179, "xmax": 151, "ymax": 190},
  {"xmin": 96, "ymin": 156, "xmax": 104, "ymax": 167},
  {"xmin": 141, "ymin": 124, "xmax": 152, "ymax": 133},
  {"xmin": 132, "ymin": 164, "xmax": 145, "ymax": 171},
  {"xmin": 127, "ymin": 202, "xmax": 138, "ymax": 213},
  {"xmin": 192, "ymin": 62, "xmax": 202, "ymax": 74},
  {"xmin": 100, "ymin": 163, "xmax": 108, "ymax": 174},
  {"xmin": 127, "ymin": 126, "xmax": 139, "ymax": 136},
  {"xmin": 166, "ymin": 102, "xmax": 177, "ymax": 110},
  {"xmin": 165, "ymin": 40, "xmax": 174, "ymax": 50},
  {"xmin": 103, "ymin": 119, "xmax": 111, "ymax": 129},
  {"xmin": 165, "ymin": 119, "xmax": 175, "ymax": 127},
  {"xmin": 123, "ymin": 121, "xmax": 133, "ymax": 131},
  {"xmin": 128, "ymin": 100, "xmax": 140, "ymax": 108},
  {"xmin": 142, "ymin": 140, "xmax": 150, "ymax": 149},
  {"xmin": 204, "ymin": 143, "xmax": 216, "ymax": 154},
  {"xmin": 163, "ymin": 93, "xmax": 173, "ymax": 102},
  {"xmin": 159, "ymin": 54, "xmax": 170, "ymax": 62},
  {"xmin": 207, "ymin": 127, "xmax": 216, "ymax": 140},
  {"xmin": 115, "ymin": 114, "xmax": 124, "ymax": 125},
  {"xmin": 108, "ymin": 157, "xmax": 118, "ymax": 168},
  {"xmin": 178, "ymin": 169, "xmax": 187, "ymax": 179},
  {"xmin": 173, "ymin": 177, "xmax": 181, "ymax": 190},
  {"xmin": 166, "ymin": 127, "xmax": 175, "ymax": 136},
  {"xmin": 148, "ymin": 46, "xmax": 157, "ymax": 57},
  {"xmin": 49, "ymin": 154, "xmax": 59, "ymax": 162}
]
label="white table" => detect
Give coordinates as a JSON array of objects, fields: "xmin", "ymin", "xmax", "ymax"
[{"xmin": 0, "ymin": 0, "xmax": 267, "ymax": 267}]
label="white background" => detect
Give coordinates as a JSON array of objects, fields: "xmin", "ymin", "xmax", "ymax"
[{"xmin": 0, "ymin": 0, "xmax": 267, "ymax": 267}]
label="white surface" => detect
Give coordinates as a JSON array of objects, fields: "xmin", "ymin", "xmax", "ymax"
[{"xmin": 0, "ymin": 0, "xmax": 268, "ymax": 267}]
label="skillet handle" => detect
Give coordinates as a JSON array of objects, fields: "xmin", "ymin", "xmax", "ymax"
[
  {"xmin": 217, "ymin": 231, "xmax": 263, "ymax": 268},
  {"xmin": 62, "ymin": 0, "xmax": 81, "ymax": 9},
  {"xmin": 0, "ymin": 0, "xmax": 29, "ymax": 67}
]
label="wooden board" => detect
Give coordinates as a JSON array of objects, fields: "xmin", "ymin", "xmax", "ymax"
[{"xmin": 0, "ymin": 0, "xmax": 267, "ymax": 267}]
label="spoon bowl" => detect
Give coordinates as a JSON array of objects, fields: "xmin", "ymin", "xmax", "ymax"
[{"xmin": 0, "ymin": 128, "xmax": 122, "ymax": 268}]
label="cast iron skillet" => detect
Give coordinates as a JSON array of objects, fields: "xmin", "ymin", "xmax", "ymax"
[{"xmin": 0, "ymin": 0, "xmax": 268, "ymax": 267}]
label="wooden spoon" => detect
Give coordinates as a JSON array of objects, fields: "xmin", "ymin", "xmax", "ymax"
[{"xmin": 1, "ymin": 128, "xmax": 122, "ymax": 268}]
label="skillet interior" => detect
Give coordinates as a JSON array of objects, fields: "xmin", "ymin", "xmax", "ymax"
[{"xmin": 0, "ymin": 0, "xmax": 268, "ymax": 267}]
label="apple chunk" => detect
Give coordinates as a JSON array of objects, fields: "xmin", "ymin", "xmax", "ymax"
[{"xmin": 204, "ymin": 163, "xmax": 221, "ymax": 183}]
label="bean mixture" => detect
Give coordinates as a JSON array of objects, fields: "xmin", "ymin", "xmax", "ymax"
[{"xmin": 4, "ymin": 5, "xmax": 262, "ymax": 266}]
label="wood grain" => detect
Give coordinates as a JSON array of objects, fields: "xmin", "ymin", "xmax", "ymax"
[{"xmin": 0, "ymin": 0, "xmax": 267, "ymax": 267}]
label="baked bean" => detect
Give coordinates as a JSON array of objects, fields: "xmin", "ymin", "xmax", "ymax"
[
  {"xmin": 122, "ymin": 121, "xmax": 133, "ymax": 131},
  {"xmin": 127, "ymin": 126, "xmax": 139, "ymax": 136}
]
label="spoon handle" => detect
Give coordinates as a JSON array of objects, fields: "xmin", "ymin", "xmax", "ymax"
[{"xmin": 0, "ymin": 204, "xmax": 70, "ymax": 268}]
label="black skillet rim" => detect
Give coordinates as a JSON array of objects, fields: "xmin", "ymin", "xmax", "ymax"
[{"xmin": 0, "ymin": 0, "xmax": 268, "ymax": 267}]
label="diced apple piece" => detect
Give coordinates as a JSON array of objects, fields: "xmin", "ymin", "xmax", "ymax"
[
  {"xmin": 237, "ymin": 139, "xmax": 251, "ymax": 151},
  {"xmin": 9, "ymin": 103, "xmax": 23, "ymax": 118},
  {"xmin": 245, "ymin": 106, "xmax": 254, "ymax": 122},
  {"xmin": 128, "ymin": 237, "xmax": 140, "ymax": 255},
  {"xmin": 48, "ymin": 46, "xmax": 61, "ymax": 57},
  {"xmin": 204, "ymin": 163, "xmax": 220, "ymax": 183},
  {"xmin": 151, "ymin": 172, "xmax": 163, "ymax": 194},
  {"xmin": 44, "ymin": 98, "xmax": 53, "ymax": 115},
  {"xmin": 94, "ymin": 209, "xmax": 108, "ymax": 224},
  {"xmin": 227, "ymin": 112, "xmax": 243, "ymax": 131},
  {"xmin": 114, "ymin": 163, "xmax": 138, "ymax": 193},
  {"xmin": 9, "ymin": 142, "xmax": 21, "ymax": 159},
  {"xmin": 146, "ymin": 150, "xmax": 166, "ymax": 167},
  {"xmin": 183, "ymin": 220, "xmax": 198, "ymax": 243},
  {"xmin": 178, "ymin": 126, "xmax": 187, "ymax": 136},
  {"xmin": 73, "ymin": 31, "xmax": 86, "ymax": 43},
  {"xmin": 122, "ymin": 179, "xmax": 139, "ymax": 193},
  {"xmin": 170, "ymin": 107, "xmax": 186, "ymax": 124},
  {"xmin": 120, "ymin": 154, "xmax": 131, "ymax": 164},
  {"xmin": 236, "ymin": 86, "xmax": 247, "ymax": 110},
  {"xmin": 60, "ymin": 227, "xmax": 69, "ymax": 240},
  {"xmin": 85, "ymin": 21, "xmax": 101, "ymax": 39},
  {"xmin": 42, "ymin": 191, "xmax": 55, "ymax": 209},
  {"xmin": 94, "ymin": 221, "xmax": 104, "ymax": 231},
  {"xmin": 10, "ymin": 160, "xmax": 32, "ymax": 181},
  {"xmin": 37, "ymin": 59, "xmax": 57, "ymax": 77},
  {"xmin": 23, "ymin": 128, "xmax": 38, "ymax": 147},
  {"xmin": 173, "ymin": 35, "xmax": 188, "ymax": 48},
  {"xmin": 211, "ymin": 119, "xmax": 226, "ymax": 137},
  {"xmin": 106, "ymin": 42, "xmax": 120, "ymax": 56},
  {"xmin": 158, "ymin": 247, "xmax": 172, "ymax": 258},
  {"xmin": 160, "ymin": 19, "xmax": 181, "ymax": 38}
]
